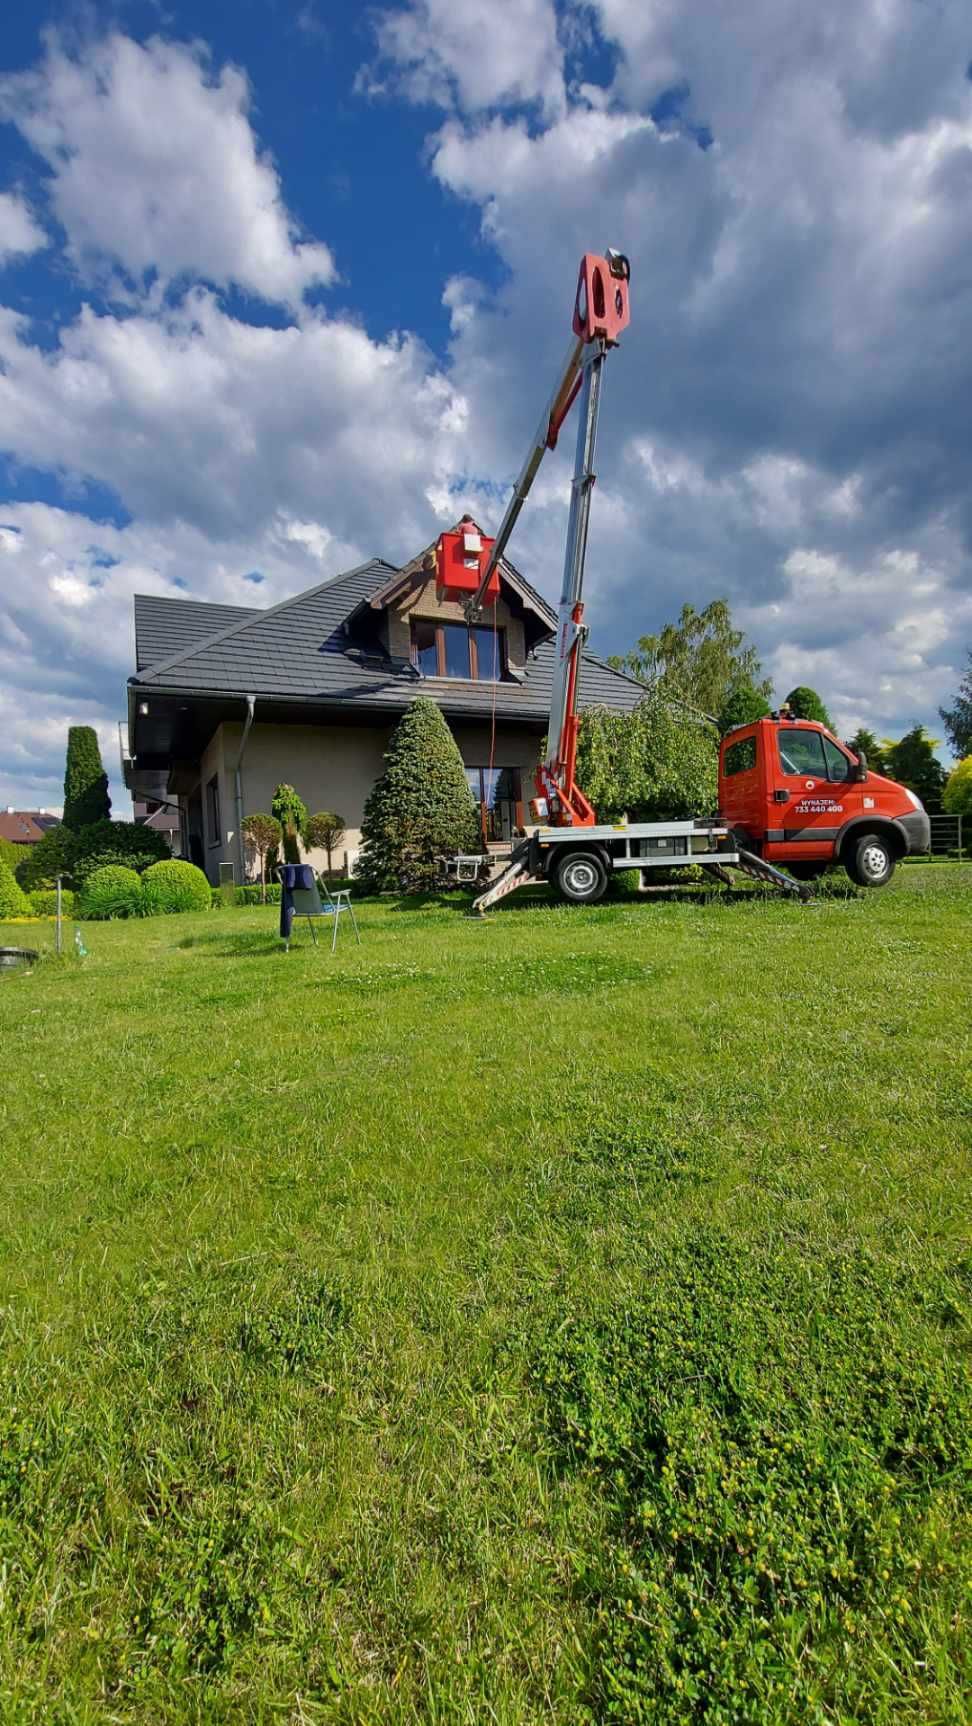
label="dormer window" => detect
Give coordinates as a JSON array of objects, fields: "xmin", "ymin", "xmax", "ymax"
[{"xmin": 411, "ymin": 620, "xmax": 507, "ymax": 681}]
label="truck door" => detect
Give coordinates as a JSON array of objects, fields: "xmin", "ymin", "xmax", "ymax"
[
  {"xmin": 767, "ymin": 727, "xmax": 853, "ymax": 861},
  {"xmin": 719, "ymin": 727, "xmax": 763, "ymax": 846}
]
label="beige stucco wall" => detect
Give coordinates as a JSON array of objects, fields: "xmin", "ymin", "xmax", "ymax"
[{"xmin": 186, "ymin": 714, "xmax": 544, "ymax": 884}]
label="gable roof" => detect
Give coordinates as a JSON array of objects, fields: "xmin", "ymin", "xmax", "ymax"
[
  {"xmin": 0, "ymin": 811, "xmax": 60, "ymax": 844},
  {"xmin": 355, "ymin": 517, "xmax": 556, "ymax": 636},
  {"xmin": 131, "ymin": 554, "xmax": 645, "ymax": 722}
]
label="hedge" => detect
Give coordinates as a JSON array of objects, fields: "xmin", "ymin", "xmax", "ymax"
[
  {"xmin": 0, "ymin": 859, "xmax": 31, "ymax": 919},
  {"xmin": 78, "ymin": 866, "xmax": 144, "ymax": 920},
  {"xmin": 141, "ymin": 859, "xmax": 211, "ymax": 915},
  {"xmin": 28, "ymin": 887, "xmax": 77, "ymax": 918}
]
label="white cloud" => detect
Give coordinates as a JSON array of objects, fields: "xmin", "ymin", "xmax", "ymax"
[
  {"xmin": 0, "ymin": 34, "xmax": 334, "ymax": 307},
  {"xmin": 362, "ymin": 0, "xmax": 565, "ymax": 119},
  {"xmin": 746, "ymin": 546, "xmax": 972, "ymax": 744},
  {"xmin": 0, "ymin": 290, "xmax": 467, "ymax": 546},
  {"xmin": 0, "ymin": 190, "xmax": 46, "ymax": 266}
]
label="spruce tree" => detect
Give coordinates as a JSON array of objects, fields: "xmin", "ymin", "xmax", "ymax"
[
  {"xmin": 63, "ymin": 726, "xmax": 111, "ymax": 829},
  {"xmin": 356, "ymin": 698, "xmax": 480, "ymax": 892}
]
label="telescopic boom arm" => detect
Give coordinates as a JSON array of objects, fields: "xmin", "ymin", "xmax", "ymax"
[{"xmin": 471, "ymin": 249, "xmax": 631, "ymax": 826}]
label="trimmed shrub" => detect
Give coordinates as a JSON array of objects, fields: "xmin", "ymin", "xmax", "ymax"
[
  {"xmin": 0, "ymin": 859, "xmax": 31, "ymax": 918},
  {"xmin": 28, "ymin": 887, "xmax": 77, "ymax": 918},
  {"xmin": 356, "ymin": 697, "xmax": 480, "ymax": 893},
  {"xmin": 72, "ymin": 820, "xmax": 170, "ymax": 884},
  {"xmin": 78, "ymin": 865, "xmax": 144, "ymax": 920},
  {"xmin": 141, "ymin": 860, "xmax": 212, "ymax": 915},
  {"xmin": 63, "ymin": 725, "xmax": 111, "ymax": 829},
  {"xmin": 14, "ymin": 824, "xmax": 74, "ymax": 893}
]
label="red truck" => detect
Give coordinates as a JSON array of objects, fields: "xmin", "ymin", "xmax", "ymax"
[{"xmin": 718, "ymin": 714, "xmax": 930, "ymax": 887}]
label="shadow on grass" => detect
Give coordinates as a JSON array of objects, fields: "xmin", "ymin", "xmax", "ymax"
[{"xmin": 178, "ymin": 929, "xmax": 286, "ymax": 959}]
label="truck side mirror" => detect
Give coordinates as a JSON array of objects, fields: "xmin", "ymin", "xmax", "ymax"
[{"xmin": 851, "ymin": 751, "xmax": 867, "ymax": 782}]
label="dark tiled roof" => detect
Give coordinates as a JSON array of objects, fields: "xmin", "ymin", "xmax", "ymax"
[
  {"xmin": 134, "ymin": 594, "xmax": 257, "ymax": 672},
  {"xmin": 132, "ymin": 560, "xmax": 644, "ymax": 720}
]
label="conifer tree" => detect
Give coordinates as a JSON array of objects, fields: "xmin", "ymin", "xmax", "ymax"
[
  {"xmin": 356, "ymin": 698, "xmax": 480, "ymax": 892},
  {"xmin": 63, "ymin": 725, "xmax": 111, "ymax": 829}
]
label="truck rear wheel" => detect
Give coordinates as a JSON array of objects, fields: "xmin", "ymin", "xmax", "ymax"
[
  {"xmin": 553, "ymin": 849, "xmax": 609, "ymax": 904},
  {"xmin": 847, "ymin": 832, "xmax": 895, "ymax": 888}
]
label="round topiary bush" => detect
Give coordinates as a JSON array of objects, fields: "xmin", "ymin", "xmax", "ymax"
[
  {"xmin": 28, "ymin": 887, "xmax": 77, "ymax": 918},
  {"xmin": 78, "ymin": 865, "xmax": 144, "ymax": 920},
  {"xmin": 0, "ymin": 858, "xmax": 31, "ymax": 918},
  {"xmin": 141, "ymin": 859, "xmax": 212, "ymax": 915}
]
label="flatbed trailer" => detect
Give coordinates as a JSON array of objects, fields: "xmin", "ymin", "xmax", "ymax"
[{"xmin": 473, "ymin": 819, "xmax": 811, "ymax": 912}]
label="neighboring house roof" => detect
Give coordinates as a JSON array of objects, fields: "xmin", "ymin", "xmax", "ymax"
[
  {"xmin": 131, "ymin": 549, "xmax": 644, "ymax": 723},
  {"xmin": 0, "ymin": 810, "xmax": 60, "ymax": 844}
]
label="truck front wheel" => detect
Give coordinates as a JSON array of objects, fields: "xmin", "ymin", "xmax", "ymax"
[
  {"xmin": 846, "ymin": 832, "xmax": 895, "ymax": 888},
  {"xmin": 553, "ymin": 849, "xmax": 609, "ymax": 904}
]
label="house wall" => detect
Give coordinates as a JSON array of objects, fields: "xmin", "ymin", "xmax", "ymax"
[
  {"xmin": 385, "ymin": 575, "xmax": 527, "ymax": 671},
  {"xmin": 188, "ymin": 714, "xmax": 545, "ymax": 884}
]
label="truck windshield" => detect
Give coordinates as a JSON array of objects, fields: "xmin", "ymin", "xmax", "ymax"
[{"xmin": 777, "ymin": 729, "xmax": 827, "ymax": 776}]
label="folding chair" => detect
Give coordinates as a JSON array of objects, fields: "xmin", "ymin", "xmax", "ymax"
[{"xmin": 278, "ymin": 866, "xmax": 360, "ymax": 953}]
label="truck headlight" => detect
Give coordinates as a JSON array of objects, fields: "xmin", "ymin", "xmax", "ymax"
[{"xmin": 905, "ymin": 789, "xmax": 924, "ymax": 812}]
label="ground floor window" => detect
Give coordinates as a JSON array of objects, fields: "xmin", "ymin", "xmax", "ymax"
[{"xmin": 465, "ymin": 766, "xmax": 523, "ymax": 844}]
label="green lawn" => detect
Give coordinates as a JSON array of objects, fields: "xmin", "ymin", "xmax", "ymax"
[{"xmin": 1, "ymin": 866, "xmax": 970, "ymax": 1723}]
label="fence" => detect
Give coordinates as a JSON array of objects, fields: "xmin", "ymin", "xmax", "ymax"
[{"xmin": 915, "ymin": 813, "xmax": 964, "ymax": 860}]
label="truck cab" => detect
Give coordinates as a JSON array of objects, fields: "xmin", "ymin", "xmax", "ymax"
[{"xmin": 718, "ymin": 715, "xmax": 930, "ymax": 886}]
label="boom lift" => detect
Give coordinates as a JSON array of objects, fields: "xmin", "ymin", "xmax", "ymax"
[{"xmin": 435, "ymin": 250, "xmax": 929, "ymax": 910}]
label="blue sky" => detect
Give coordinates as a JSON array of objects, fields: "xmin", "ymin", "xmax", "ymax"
[{"xmin": 1, "ymin": 0, "xmax": 970, "ymax": 809}]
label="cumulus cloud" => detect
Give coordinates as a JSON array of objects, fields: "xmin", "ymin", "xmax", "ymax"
[
  {"xmin": 0, "ymin": 190, "xmax": 46, "ymax": 266},
  {"xmin": 0, "ymin": 291, "xmax": 467, "ymax": 544},
  {"xmin": 361, "ymin": 0, "xmax": 565, "ymax": 119},
  {"xmin": 0, "ymin": 33, "xmax": 334, "ymax": 306}
]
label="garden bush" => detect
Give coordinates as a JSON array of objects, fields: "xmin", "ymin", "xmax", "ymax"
[
  {"xmin": 28, "ymin": 888, "xmax": 76, "ymax": 918},
  {"xmin": 0, "ymin": 859, "xmax": 31, "ymax": 918},
  {"xmin": 78, "ymin": 866, "xmax": 144, "ymax": 920},
  {"xmin": 141, "ymin": 860, "xmax": 212, "ymax": 915}
]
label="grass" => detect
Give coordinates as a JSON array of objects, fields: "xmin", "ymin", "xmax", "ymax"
[{"xmin": 0, "ymin": 864, "xmax": 969, "ymax": 1723}]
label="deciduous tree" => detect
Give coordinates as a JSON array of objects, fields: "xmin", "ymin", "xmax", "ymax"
[
  {"xmin": 884, "ymin": 726, "xmax": 946, "ymax": 809},
  {"xmin": 784, "ymin": 686, "xmax": 834, "ymax": 729},
  {"xmin": 305, "ymin": 810, "xmax": 347, "ymax": 877},
  {"xmin": 939, "ymin": 650, "xmax": 972, "ymax": 758},
  {"xmin": 242, "ymin": 812, "xmax": 282, "ymax": 900}
]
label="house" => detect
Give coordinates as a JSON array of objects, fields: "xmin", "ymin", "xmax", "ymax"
[
  {"xmin": 133, "ymin": 800, "xmax": 182, "ymax": 854},
  {"xmin": 0, "ymin": 809, "xmax": 61, "ymax": 846},
  {"xmin": 122, "ymin": 520, "xmax": 645, "ymax": 883}
]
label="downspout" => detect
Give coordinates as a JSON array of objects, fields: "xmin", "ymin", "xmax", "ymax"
[{"xmin": 235, "ymin": 695, "xmax": 256, "ymax": 882}]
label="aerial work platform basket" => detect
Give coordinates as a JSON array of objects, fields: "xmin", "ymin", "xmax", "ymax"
[{"xmin": 435, "ymin": 519, "xmax": 500, "ymax": 607}]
